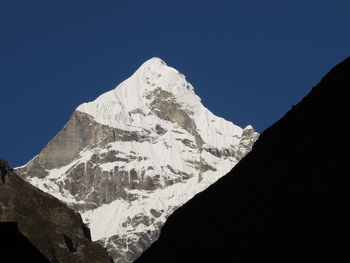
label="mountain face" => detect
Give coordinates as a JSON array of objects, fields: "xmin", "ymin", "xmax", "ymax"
[
  {"xmin": 16, "ymin": 58, "xmax": 258, "ymax": 262},
  {"xmin": 134, "ymin": 56, "xmax": 350, "ymax": 263},
  {"xmin": 0, "ymin": 159, "xmax": 113, "ymax": 263}
]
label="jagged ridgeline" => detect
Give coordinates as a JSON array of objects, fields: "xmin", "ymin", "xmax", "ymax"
[{"xmin": 16, "ymin": 58, "xmax": 258, "ymax": 262}]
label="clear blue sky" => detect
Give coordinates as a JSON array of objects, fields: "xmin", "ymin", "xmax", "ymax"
[{"xmin": 1, "ymin": 0, "xmax": 349, "ymax": 167}]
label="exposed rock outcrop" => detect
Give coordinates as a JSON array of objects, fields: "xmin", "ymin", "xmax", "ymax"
[{"xmin": 0, "ymin": 159, "xmax": 113, "ymax": 263}]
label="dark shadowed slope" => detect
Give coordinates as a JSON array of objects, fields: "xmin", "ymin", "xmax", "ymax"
[
  {"xmin": 0, "ymin": 159, "xmax": 113, "ymax": 263},
  {"xmin": 0, "ymin": 222, "xmax": 50, "ymax": 263},
  {"xmin": 135, "ymin": 56, "xmax": 350, "ymax": 263}
]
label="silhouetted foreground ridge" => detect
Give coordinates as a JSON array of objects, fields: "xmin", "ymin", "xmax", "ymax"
[{"xmin": 135, "ymin": 56, "xmax": 350, "ymax": 263}]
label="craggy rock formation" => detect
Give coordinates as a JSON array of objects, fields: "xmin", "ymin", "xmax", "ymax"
[
  {"xmin": 0, "ymin": 159, "xmax": 113, "ymax": 263},
  {"xmin": 135, "ymin": 57, "xmax": 350, "ymax": 263}
]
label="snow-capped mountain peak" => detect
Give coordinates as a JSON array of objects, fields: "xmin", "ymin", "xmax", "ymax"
[
  {"xmin": 17, "ymin": 58, "xmax": 259, "ymax": 263},
  {"xmin": 77, "ymin": 57, "xmax": 243, "ymax": 149},
  {"xmin": 77, "ymin": 57, "xmax": 200, "ymax": 128}
]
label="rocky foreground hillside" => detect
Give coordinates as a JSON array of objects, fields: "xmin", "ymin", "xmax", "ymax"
[
  {"xmin": 0, "ymin": 222, "xmax": 50, "ymax": 263},
  {"xmin": 0, "ymin": 159, "xmax": 113, "ymax": 263}
]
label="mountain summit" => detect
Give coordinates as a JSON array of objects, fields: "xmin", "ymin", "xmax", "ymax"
[
  {"xmin": 78, "ymin": 57, "xmax": 200, "ymax": 122},
  {"xmin": 17, "ymin": 58, "xmax": 258, "ymax": 262}
]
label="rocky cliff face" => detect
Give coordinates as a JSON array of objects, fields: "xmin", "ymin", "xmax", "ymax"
[
  {"xmin": 134, "ymin": 56, "xmax": 350, "ymax": 263},
  {"xmin": 16, "ymin": 58, "xmax": 258, "ymax": 262},
  {"xmin": 0, "ymin": 159, "xmax": 113, "ymax": 263}
]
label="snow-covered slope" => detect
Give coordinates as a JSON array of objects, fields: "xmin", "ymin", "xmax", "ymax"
[{"xmin": 17, "ymin": 58, "xmax": 258, "ymax": 263}]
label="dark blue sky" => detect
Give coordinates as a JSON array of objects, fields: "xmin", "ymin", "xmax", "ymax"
[{"xmin": 1, "ymin": 0, "xmax": 350, "ymax": 167}]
